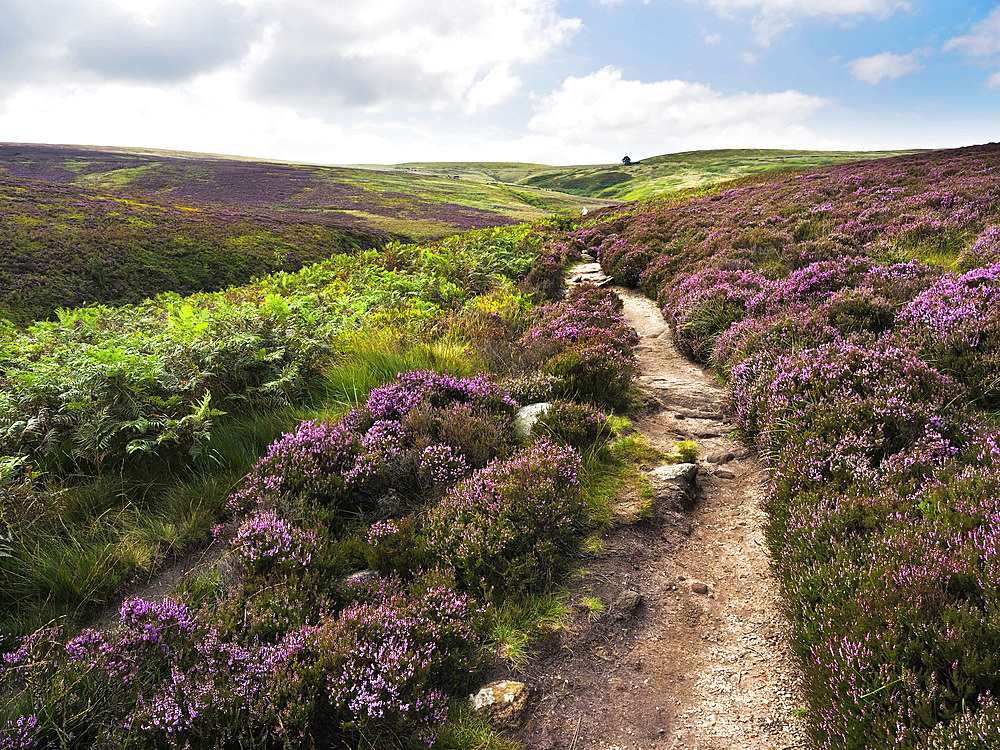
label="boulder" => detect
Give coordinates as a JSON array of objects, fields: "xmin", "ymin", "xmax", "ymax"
[
  {"xmin": 468, "ymin": 680, "xmax": 532, "ymax": 727},
  {"xmin": 513, "ymin": 402, "xmax": 551, "ymax": 440}
]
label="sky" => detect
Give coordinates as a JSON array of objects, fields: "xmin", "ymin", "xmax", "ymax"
[{"xmin": 0, "ymin": 0, "xmax": 999, "ymax": 165}]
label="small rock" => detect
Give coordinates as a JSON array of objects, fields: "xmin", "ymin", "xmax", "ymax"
[
  {"xmin": 468, "ymin": 680, "xmax": 532, "ymax": 728},
  {"xmin": 690, "ymin": 581, "xmax": 709, "ymax": 595},
  {"xmin": 512, "ymin": 402, "xmax": 551, "ymax": 439},
  {"xmin": 581, "ymin": 252, "xmax": 596, "ymax": 262},
  {"xmin": 715, "ymin": 469, "xmax": 737, "ymax": 479},
  {"xmin": 706, "ymin": 450, "xmax": 736, "ymax": 465},
  {"xmin": 612, "ymin": 589, "xmax": 643, "ymax": 618}
]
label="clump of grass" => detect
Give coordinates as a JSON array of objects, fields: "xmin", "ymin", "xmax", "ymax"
[
  {"xmin": 486, "ymin": 591, "xmax": 569, "ymax": 671},
  {"xmin": 669, "ymin": 439, "xmax": 699, "ymax": 463},
  {"xmin": 579, "ymin": 434, "xmax": 666, "ymax": 526},
  {"xmin": 581, "ymin": 595, "xmax": 605, "ymax": 621},
  {"xmin": 437, "ymin": 704, "xmax": 524, "ymax": 750}
]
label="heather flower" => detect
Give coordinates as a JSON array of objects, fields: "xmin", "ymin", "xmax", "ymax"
[
  {"xmin": 227, "ymin": 418, "xmax": 357, "ymax": 515},
  {"xmin": 418, "ymin": 444, "xmax": 471, "ymax": 489},
  {"xmin": 233, "ymin": 510, "xmax": 317, "ymax": 574},
  {"xmin": 424, "ymin": 439, "xmax": 583, "ymax": 597},
  {"xmin": 0, "ymin": 713, "xmax": 39, "ymax": 750}
]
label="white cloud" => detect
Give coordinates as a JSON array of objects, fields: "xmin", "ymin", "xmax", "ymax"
[
  {"xmin": 528, "ymin": 66, "xmax": 826, "ymax": 157},
  {"xmin": 0, "ymin": 0, "xmax": 580, "ymax": 115},
  {"xmin": 701, "ymin": 0, "xmax": 907, "ymax": 15},
  {"xmin": 945, "ymin": 6, "xmax": 1000, "ymax": 58},
  {"xmin": 242, "ymin": 0, "xmax": 580, "ymax": 113},
  {"xmin": 692, "ymin": 0, "xmax": 909, "ymax": 45},
  {"xmin": 987, "ymin": 70, "xmax": 1000, "ymax": 89},
  {"xmin": 848, "ymin": 50, "xmax": 924, "ymax": 84},
  {"xmin": 465, "ymin": 64, "xmax": 522, "ymax": 113}
]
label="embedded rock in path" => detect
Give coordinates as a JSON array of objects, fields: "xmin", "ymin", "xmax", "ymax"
[
  {"xmin": 513, "ymin": 402, "xmax": 551, "ymax": 440},
  {"xmin": 705, "ymin": 450, "xmax": 736, "ymax": 465},
  {"xmin": 611, "ymin": 589, "xmax": 644, "ymax": 619},
  {"xmin": 647, "ymin": 462, "xmax": 698, "ymax": 511},
  {"xmin": 469, "ymin": 680, "xmax": 532, "ymax": 728}
]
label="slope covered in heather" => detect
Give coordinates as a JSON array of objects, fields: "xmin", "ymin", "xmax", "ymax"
[
  {"xmin": 574, "ymin": 141, "xmax": 1000, "ymax": 748},
  {"xmin": 0, "ymin": 172, "xmax": 387, "ymax": 323},
  {"xmin": 0, "ymin": 143, "xmax": 608, "ymax": 243}
]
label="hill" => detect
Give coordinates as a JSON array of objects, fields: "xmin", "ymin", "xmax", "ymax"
[
  {"xmin": 0, "ymin": 143, "xmax": 610, "ymax": 242},
  {"xmin": 0, "ymin": 171, "xmax": 387, "ymax": 323},
  {"xmin": 399, "ymin": 148, "xmax": 922, "ymax": 201}
]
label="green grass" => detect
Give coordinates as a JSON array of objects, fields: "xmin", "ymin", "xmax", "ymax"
[
  {"xmin": 437, "ymin": 704, "xmax": 523, "ymax": 750},
  {"xmin": 453, "ymin": 148, "xmax": 923, "ymax": 201},
  {"xmin": 579, "ymin": 433, "xmax": 667, "ymax": 526},
  {"xmin": 486, "ymin": 591, "xmax": 570, "ymax": 671}
]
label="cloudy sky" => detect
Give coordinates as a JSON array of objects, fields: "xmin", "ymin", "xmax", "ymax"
[{"xmin": 1, "ymin": 0, "xmax": 999, "ymax": 165}]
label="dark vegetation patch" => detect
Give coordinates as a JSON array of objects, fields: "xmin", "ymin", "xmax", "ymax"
[{"xmin": 0, "ymin": 173, "xmax": 385, "ymax": 323}]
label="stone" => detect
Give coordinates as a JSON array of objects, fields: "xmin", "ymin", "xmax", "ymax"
[
  {"xmin": 705, "ymin": 450, "xmax": 736, "ymax": 465},
  {"xmin": 612, "ymin": 589, "xmax": 643, "ymax": 618},
  {"xmin": 646, "ymin": 463, "xmax": 698, "ymax": 512},
  {"xmin": 580, "ymin": 252, "xmax": 596, "ymax": 262},
  {"xmin": 513, "ymin": 402, "xmax": 551, "ymax": 440},
  {"xmin": 715, "ymin": 469, "xmax": 736, "ymax": 479},
  {"xmin": 690, "ymin": 581, "xmax": 709, "ymax": 595},
  {"xmin": 468, "ymin": 680, "xmax": 531, "ymax": 727}
]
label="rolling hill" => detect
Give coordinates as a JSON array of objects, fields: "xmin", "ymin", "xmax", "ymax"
[{"xmin": 398, "ymin": 148, "xmax": 923, "ymax": 201}]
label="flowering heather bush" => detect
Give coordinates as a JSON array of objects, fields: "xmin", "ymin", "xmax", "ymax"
[
  {"xmin": 711, "ymin": 309, "xmax": 840, "ymax": 376},
  {"xmin": 520, "ymin": 284, "xmax": 639, "ymax": 409},
  {"xmin": 732, "ymin": 341, "xmax": 976, "ymax": 497},
  {"xmin": 271, "ymin": 572, "xmax": 480, "ymax": 746},
  {"xmin": 228, "ymin": 419, "xmax": 357, "ymax": 516},
  {"xmin": 662, "ymin": 268, "xmax": 770, "ymax": 362},
  {"xmin": 499, "ymin": 371, "xmax": 561, "ymax": 404},
  {"xmin": 531, "ymin": 400, "xmax": 613, "ymax": 453},
  {"xmin": 424, "ymin": 439, "xmax": 584, "ymax": 598},
  {"xmin": 897, "ymin": 262, "xmax": 1000, "ymax": 406},
  {"xmin": 233, "ymin": 510, "xmax": 318, "ymax": 575},
  {"xmin": 418, "ymin": 444, "xmax": 472, "ymax": 489},
  {"xmin": 355, "ymin": 370, "xmax": 517, "ymax": 427},
  {"xmin": 859, "ymin": 259, "xmax": 942, "ymax": 307}
]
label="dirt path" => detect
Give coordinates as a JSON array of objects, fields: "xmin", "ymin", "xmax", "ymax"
[{"xmin": 504, "ymin": 268, "xmax": 807, "ymax": 749}]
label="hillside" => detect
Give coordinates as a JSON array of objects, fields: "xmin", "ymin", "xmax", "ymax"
[
  {"xmin": 578, "ymin": 141, "xmax": 1000, "ymax": 747},
  {"xmin": 0, "ymin": 172, "xmax": 388, "ymax": 323},
  {"xmin": 399, "ymin": 148, "xmax": 922, "ymax": 201},
  {"xmin": 0, "ymin": 143, "xmax": 609, "ymax": 242}
]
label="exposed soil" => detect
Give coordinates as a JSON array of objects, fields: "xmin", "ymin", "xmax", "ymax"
[{"xmin": 498, "ymin": 267, "xmax": 808, "ymax": 749}]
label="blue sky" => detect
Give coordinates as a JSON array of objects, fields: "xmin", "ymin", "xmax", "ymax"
[{"xmin": 0, "ymin": 0, "xmax": 998, "ymax": 165}]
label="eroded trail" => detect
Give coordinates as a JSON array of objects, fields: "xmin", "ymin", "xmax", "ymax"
[{"xmin": 507, "ymin": 271, "xmax": 807, "ymax": 750}]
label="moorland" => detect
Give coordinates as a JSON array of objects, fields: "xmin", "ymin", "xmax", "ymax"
[{"xmin": 2, "ymin": 141, "xmax": 1000, "ymax": 749}]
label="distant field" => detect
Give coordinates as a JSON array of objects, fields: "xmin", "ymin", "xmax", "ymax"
[
  {"xmin": 0, "ymin": 144, "xmax": 612, "ymax": 241},
  {"xmin": 399, "ymin": 148, "xmax": 924, "ymax": 201}
]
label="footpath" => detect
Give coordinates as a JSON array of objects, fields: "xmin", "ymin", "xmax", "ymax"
[{"xmin": 502, "ymin": 264, "xmax": 808, "ymax": 750}]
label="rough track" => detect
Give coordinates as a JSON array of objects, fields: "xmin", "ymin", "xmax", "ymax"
[{"xmin": 506, "ymin": 266, "xmax": 808, "ymax": 749}]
